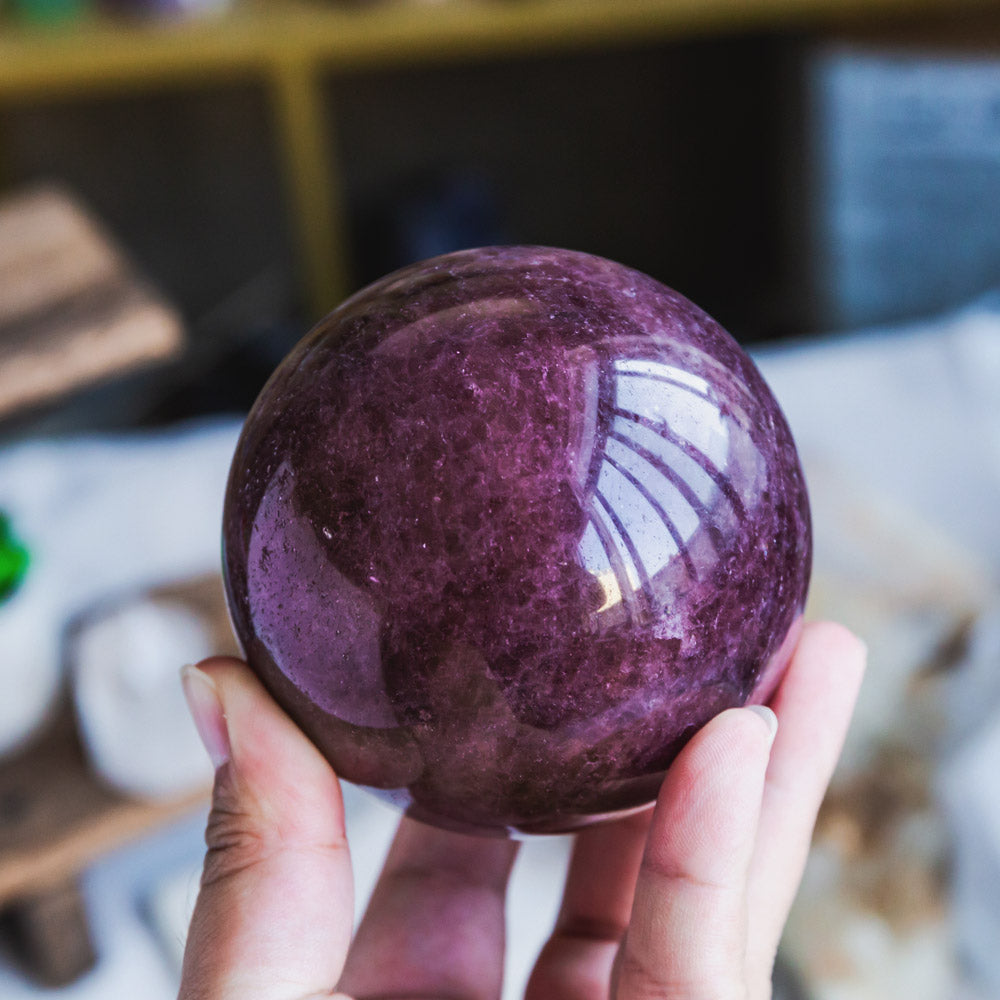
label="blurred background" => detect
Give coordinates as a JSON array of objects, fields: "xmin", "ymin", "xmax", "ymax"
[{"xmin": 2, "ymin": 0, "xmax": 1000, "ymax": 997}]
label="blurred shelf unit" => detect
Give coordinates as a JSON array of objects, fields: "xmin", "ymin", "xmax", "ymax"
[{"xmin": 1, "ymin": 0, "xmax": 996, "ymax": 317}]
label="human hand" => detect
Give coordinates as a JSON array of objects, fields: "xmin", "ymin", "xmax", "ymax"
[{"xmin": 177, "ymin": 620, "xmax": 865, "ymax": 1000}]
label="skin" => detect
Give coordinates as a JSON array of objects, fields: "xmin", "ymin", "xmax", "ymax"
[{"xmin": 178, "ymin": 620, "xmax": 866, "ymax": 1000}]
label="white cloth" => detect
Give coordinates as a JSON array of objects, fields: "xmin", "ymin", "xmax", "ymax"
[{"xmin": 0, "ymin": 418, "xmax": 241, "ymax": 755}]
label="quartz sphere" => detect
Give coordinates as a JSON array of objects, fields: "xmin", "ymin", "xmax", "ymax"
[{"xmin": 222, "ymin": 246, "xmax": 810, "ymax": 836}]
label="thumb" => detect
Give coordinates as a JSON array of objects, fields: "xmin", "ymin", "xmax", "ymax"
[{"xmin": 178, "ymin": 657, "xmax": 354, "ymax": 1000}]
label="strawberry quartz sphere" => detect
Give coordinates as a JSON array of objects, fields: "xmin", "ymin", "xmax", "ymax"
[{"xmin": 222, "ymin": 246, "xmax": 810, "ymax": 836}]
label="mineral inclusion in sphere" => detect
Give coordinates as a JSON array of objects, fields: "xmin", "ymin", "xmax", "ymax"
[{"xmin": 222, "ymin": 246, "xmax": 811, "ymax": 837}]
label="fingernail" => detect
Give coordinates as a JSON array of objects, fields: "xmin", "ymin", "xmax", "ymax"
[
  {"xmin": 746, "ymin": 704, "xmax": 778, "ymax": 745},
  {"xmin": 181, "ymin": 664, "xmax": 230, "ymax": 769}
]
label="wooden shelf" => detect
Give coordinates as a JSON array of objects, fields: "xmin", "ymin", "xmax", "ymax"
[
  {"xmin": 2, "ymin": 0, "xmax": 995, "ymax": 318},
  {"xmin": 1, "ymin": 0, "xmax": 997, "ymax": 96}
]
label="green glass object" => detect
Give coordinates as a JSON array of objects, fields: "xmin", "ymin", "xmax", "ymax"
[{"xmin": 0, "ymin": 513, "xmax": 30, "ymax": 603}]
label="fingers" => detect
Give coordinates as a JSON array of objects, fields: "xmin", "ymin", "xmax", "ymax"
[
  {"xmin": 614, "ymin": 705, "xmax": 778, "ymax": 1000},
  {"xmin": 337, "ymin": 818, "xmax": 518, "ymax": 1000},
  {"xmin": 173, "ymin": 622, "xmax": 863, "ymax": 1000},
  {"xmin": 745, "ymin": 621, "xmax": 867, "ymax": 989},
  {"xmin": 178, "ymin": 657, "xmax": 354, "ymax": 1000},
  {"xmin": 525, "ymin": 808, "xmax": 652, "ymax": 1000}
]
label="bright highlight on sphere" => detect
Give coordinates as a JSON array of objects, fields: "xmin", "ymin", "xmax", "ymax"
[{"xmin": 222, "ymin": 246, "xmax": 811, "ymax": 837}]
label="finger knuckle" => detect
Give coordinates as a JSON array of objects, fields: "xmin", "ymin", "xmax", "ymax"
[
  {"xmin": 200, "ymin": 780, "xmax": 270, "ymax": 888},
  {"xmin": 639, "ymin": 852, "xmax": 729, "ymax": 895},
  {"xmin": 616, "ymin": 947, "xmax": 748, "ymax": 1000},
  {"xmin": 557, "ymin": 912, "xmax": 629, "ymax": 945}
]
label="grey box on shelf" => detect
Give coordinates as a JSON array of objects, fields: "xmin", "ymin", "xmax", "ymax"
[{"xmin": 807, "ymin": 44, "xmax": 1000, "ymax": 330}]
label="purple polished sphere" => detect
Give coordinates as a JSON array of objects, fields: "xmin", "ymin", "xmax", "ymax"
[{"xmin": 223, "ymin": 247, "xmax": 810, "ymax": 836}]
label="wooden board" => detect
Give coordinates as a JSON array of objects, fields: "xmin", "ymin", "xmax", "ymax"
[
  {"xmin": 0, "ymin": 575, "xmax": 236, "ymax": 908},
  {"xmin": 0, "ymin": 186, "xmax": 184, "ymax": 421},
  {"xmin": 0, "ymin": 700, "xmax": 207, "ymax": 909},
  {"xmin": 0, "ymin": 699, "xmax": 205, "ymax": 984}
]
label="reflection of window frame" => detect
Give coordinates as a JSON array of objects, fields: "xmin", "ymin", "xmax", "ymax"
[{"xmin": 576, "ymin": 357, "xmax": 748, "ymax": 624}]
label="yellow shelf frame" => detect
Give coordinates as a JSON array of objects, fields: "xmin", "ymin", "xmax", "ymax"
[{"xmin": 1, "ymin": 0, "xmax": 995, "ymax": 316}]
